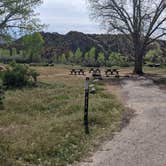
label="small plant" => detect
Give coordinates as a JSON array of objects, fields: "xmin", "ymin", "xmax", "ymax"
[{"xmin": 2, "ymin": 62, "xmax": 39, "ymax": 88}]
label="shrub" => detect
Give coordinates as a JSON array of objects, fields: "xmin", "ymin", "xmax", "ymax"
[
  {"xmin": 2, "ymin": 63, "xmax": 39, "ymax": 88},
  {"xmin": 145, "ymin": 49, "xmax": 163, "ymax": 64}
]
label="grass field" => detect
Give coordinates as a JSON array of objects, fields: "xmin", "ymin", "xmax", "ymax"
[{"xmin": 0, "ymin": 65, "xmax": 127, "ymax": 166}]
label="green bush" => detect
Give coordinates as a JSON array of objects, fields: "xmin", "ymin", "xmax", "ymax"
[
  {"xmin": 2, "ymin": 63, "xmax": 39, "ymax": 88},
  {"xmin": 145, "ymin": 49, "xmax": 163, "ymax": 64}
]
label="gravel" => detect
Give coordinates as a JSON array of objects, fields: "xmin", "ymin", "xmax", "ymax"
[{"xmin": 79, "ymin": 77, "xmax": 166, "ymax": 166}]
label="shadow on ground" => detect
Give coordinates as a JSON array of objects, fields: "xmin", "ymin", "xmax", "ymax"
[{"xmin": 145, "ymin": 73, "xmax": 166, "ymax": 90}]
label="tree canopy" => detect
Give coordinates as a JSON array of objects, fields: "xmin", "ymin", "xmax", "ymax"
[
  {"xmin": 0, "ymin": 0, "xmax": 44, "ymax": 38},
  {"xmin": 21, "ymin": 32, "xmax": 44, "ymax": 62}
]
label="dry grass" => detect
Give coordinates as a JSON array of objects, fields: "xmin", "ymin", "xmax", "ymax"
[{"xmin": 0, "ymin": 65, "xmax": 127, "ymax": 166}]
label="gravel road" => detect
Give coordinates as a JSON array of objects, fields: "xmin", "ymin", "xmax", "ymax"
[{"xmin": 80, "ymin": 77, "xmax": 166, "ymax": 166}]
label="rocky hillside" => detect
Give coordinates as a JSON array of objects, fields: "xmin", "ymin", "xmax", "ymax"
[
  {"xmin": 41, "ymin": 31, "xmax": 133, "ymax": 60},
  {"xmin": 40, "ymin": 31, "xmax": 166, "ymax": 60}
]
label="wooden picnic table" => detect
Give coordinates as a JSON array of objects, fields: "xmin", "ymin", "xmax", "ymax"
[
  {"xmin": 70, "ymin": 69, "xmax": 85, "ymax": 75},
  {"xmin": 105, "ymin": 68, "xmax": 119, "ymax": 77}
]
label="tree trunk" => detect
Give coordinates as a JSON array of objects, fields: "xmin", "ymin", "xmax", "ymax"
[
  {"xmin": 132, "ymin": 35, "xmax": 144, "ymax": 75},
  {"xmin": 134, "ymin": 53, "xmax": 144, "ymax": 75}
]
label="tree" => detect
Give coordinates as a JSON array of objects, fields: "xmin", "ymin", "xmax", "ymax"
[
  {"xmin": 83, "ymin": 51, "xmax": 89, "ymax": 66},
  {"xmin": 75, "ymin": 48, "xmax": 83, "ymax": 63},
  {"xmin": 60, "ymin": 53, "xmax": 67, "ymax": 64},
  {"xmin": 88, "ymin": 0, "xmax": 166, "ymax": 74},
  {"xmin": 107, "ymin": 52, "xmax": 127, "ymax": 67},
  {"xmin": 97, "ymin": 52, "xmax": 105, "ymax": 66},
  {"xmin": 68, "ymin": 51, "xmax": 75, "ymax": 63},
  {"xmin": 89, "ymin": 47, "xmax": 96, "ymax": 65},
  {"xmin": 22, "ymin": 32, "xmax": 44, "ymax": 62},
  {"xmin": 0, "ymin": 0, "xmax": 44, "ymax": 38},
  {"xmin": 84, "ymin": 52, "xmax": 89, "ymax": 62}
]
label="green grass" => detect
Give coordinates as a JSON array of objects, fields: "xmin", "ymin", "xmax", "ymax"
[{"xmin": 0, "ymin": 66, "xmax": 126, "ymax": 166}]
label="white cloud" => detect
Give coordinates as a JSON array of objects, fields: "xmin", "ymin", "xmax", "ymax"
[{"xmin": 36, "ymin": 0, "xmax": 105, "ymax": 34}]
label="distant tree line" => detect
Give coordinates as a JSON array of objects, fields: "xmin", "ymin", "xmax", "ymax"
[
  {"xmin": 52, "ymin": 47, "xmax": 130, "ymax": 67},
  {"xmin": 0, "ymin": 32, "xmax": 44, "ymax": 63},
  {"xmin": 0, "ymin": 38, "xmax": 165, "ymax": 67}
]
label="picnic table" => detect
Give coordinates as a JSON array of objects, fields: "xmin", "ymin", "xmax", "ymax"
[
  {"xmin": 147, "ymin": 63, "xmax": 161, "ymax": 68},
  {"xmin": 70, "ymin": 69, "xmax": 85, "ymax": 75},
  {"xmin": 105, "ymin": 68, "xmax": 119, "ymax": 77}
]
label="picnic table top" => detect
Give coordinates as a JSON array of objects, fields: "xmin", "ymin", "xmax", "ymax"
[{"xmin": 105, "ymin": 68, "xmax": 119, "ymax": 71}]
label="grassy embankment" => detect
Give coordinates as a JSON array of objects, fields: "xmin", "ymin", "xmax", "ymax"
[{"xmin": 0, "ymin": 65, "xmax": 128, "ymax": 165}]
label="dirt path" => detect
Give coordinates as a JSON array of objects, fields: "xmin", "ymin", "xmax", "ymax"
[{"xmin": 80, "ymin": 77, "xmax": 166, "ymax": 166}]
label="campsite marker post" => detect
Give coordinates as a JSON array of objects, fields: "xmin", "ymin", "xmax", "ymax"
[{"xmin": 84, "ymin": 77, "xmax": 90, "ymax": 134}]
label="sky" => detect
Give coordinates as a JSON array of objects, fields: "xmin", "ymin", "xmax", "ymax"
[{"xmin": 36, "ymin": 0, "xmax": 105, "ymax": 34}]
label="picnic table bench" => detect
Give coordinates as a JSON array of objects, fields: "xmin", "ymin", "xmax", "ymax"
[
  {"xmin": 91, "ymin": 69, "xmax": 102, "ymax": 80},
  {"xmin": 105, "ymin": 68, "xmax": 119, "ymax": 77},
  {"xmin": 70, "ymin": 69, "xmax": 85, "ymax": 75},
  {"xmin": 147, "ymin": 63, "xmax": 161, "ymax": 68}
]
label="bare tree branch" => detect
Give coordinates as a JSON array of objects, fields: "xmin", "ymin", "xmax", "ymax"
[{"xmin": 88, "ymin": 0, "xmax": 166, "ymax": 74}]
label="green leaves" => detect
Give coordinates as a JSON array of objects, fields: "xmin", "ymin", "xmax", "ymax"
[
  {"xmin": 145, "ymin": 48, "xmax": 163, "ymax": 64},
  {"xmin": 75, "ymin": 48, "xmax": 83, "ymax": 63},
  {"xmin": 97, "ymin": 52, "xmax": 105, "ymax": 66},
  {"xmin": 21, "ymin": 32, "xmax": 44, "ymax": 62},
  {"xmin": 0, "ymin": 0, "xmax": 44, "ymax": 37},
  {"xmin": 2, "ymin": 62, "xmax": 39, "ymax": 88},
  {"xmin": 107, "ymin": 52, "xmax": 128, "ymax": 67}
]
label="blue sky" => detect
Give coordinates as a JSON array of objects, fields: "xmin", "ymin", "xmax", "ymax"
[{"xmin": 36, "ymin": 0, "xmax": 105, "ymax": 34}]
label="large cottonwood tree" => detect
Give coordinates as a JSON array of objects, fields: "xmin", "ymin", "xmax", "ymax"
[
  {"xmin": 0, "ymin": 0, "xmax": 43, "ymax": 38},
  {"xmin": 88, "ymin": 0, "xmax": 166, "ymax": 74}
]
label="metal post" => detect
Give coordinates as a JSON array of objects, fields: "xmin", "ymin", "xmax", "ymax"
[{"xmin": 84, "ymin": 77, "xmax": 90, "ymax": 134}]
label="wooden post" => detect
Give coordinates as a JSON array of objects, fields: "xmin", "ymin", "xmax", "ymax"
[{"xmin": 84, "ymin": 77, "xmax": 90, "ymax": 134}]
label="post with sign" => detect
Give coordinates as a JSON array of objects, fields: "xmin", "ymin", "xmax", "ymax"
[{"xmin": 84, "ymin": 77, "xmax": 90, "ymax": 134}]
